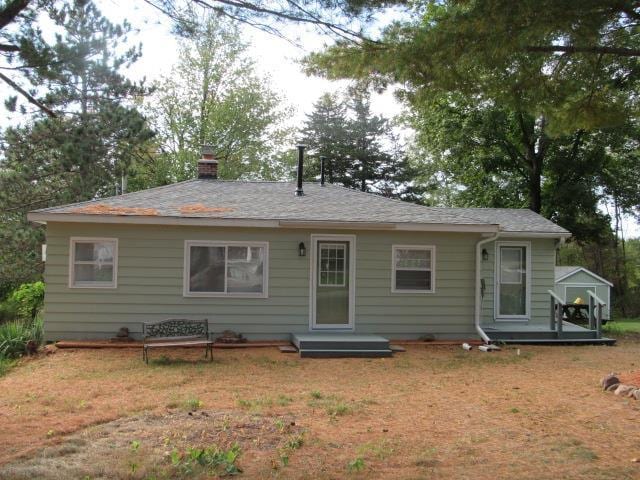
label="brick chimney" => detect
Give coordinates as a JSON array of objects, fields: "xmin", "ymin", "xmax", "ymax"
[{"xmin": 198, "ymin": 145, "xmax": 218, "ymax": 179}]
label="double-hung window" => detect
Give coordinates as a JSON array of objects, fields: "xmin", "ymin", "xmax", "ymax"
[
  {"xmin": 184, "ymin": 241, "xmax": 268, "ymax": 297},
  {"xmin": 392, "ymin": 245, "xmax": 435, "ymax": 293},
  {"xmin": 69, "ymin": 237, "xmax": 118, "ymax": 288}
]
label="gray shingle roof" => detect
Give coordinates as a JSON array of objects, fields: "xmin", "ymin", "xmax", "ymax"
[{"xmin": 32, "ymin": 180, "xmax": 569, "ymax": 234}]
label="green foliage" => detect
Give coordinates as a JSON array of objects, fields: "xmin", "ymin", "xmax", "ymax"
[
  {"xmin": 307, "ymin": 0, "xmax": 639, "ymax": 134},
  {"xmin": 0, "ymin": 1, "xmax": 153, "ymax": 293},
  {"xmin": 170, "ymin": 443, "xmax": 242, "ymax": 476},
  {"xmin": 9, "ymin": 282, "xmax": 45, "ymax": 321},
  {"xmin": 183, "ymin": 397, "xmax": 203, "ymax": 411},
  {"xmin": 0, "ymin": 357, "xmax": 16, "ymax": 377},
  {"xmin": 300, "ymin": 86, "xmax": 427, "ymax": 201},
  {"xmin": 347, "ymin": 457, "xmax": 365, "ymax": 472},
  {"xmin": 0, "ymin": 316, "xmax": 43, "ymax": 359},
  {"xmin": 136, "ymin": 14, "xmax": 293, "ymax": 188}
]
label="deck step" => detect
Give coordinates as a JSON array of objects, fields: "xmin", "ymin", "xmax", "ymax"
[
  {"xmin": 299, "ymin": 349, "xmax": 393, "ymax": 358},
  {"xmin": 486, "ymin": 331, "xmax": 602, "ymax": 340},
  {"xmin": 489, "ymin": 337, "xmax": 616, "ymax": 345}
]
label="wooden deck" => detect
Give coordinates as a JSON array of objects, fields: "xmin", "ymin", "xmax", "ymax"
[{"xmin": 481, "ymin": 321, "xmax": 616, "ymax": 345}]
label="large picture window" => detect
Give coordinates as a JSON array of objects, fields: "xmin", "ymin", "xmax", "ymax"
[
  {"xmin": 184, "ymin": 241, "xmax": 268, "ymax": 297},
  {"xmin": 69, "ymin": 237, "xmax": 118, "ymax": 288},
  {"xmin": 391, "ymin": 245, "xmax": 435, "ymax": 293}
]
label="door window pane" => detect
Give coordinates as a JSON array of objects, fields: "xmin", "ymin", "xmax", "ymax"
[
  {"xmin": 499, "ymin": 246, "xmax": 527, "ymax": 316},
  {"xmin": 319, "ymin": 244, "xmax": 346, "ymax": 286}
]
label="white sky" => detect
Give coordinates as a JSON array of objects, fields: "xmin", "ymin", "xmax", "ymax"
[{"xmin": 102, "ymin": 0, "xmax": 403, "ymax": 124}]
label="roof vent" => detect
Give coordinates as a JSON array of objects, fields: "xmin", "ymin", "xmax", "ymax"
[
  {"xmin": 295, "ymin": 145, "xmax": 305, "ymax": 196},
  {"xmin": 198, "ymin": 145, "xmax": 218, "ymax": 179}
]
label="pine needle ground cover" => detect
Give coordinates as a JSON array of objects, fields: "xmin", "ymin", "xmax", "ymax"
[{"xmin": 1, "ymin": 343, "xmax": 639, "ymax": 479}]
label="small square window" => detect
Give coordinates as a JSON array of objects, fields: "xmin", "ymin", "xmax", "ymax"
[
  {"xmin": 69, "ymin": 238, "xmax": 118, "ymax": 288},
  {"xmin": 392, "ymin": 245, "xmax": 435, "ymax": 293}
]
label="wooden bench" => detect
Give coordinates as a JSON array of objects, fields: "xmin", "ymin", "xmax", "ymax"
[{"xmin": 142, "ymin": 318, "xmax": 213, "ymax": 364}]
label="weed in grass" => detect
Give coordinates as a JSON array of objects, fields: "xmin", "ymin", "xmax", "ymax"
[
  {"xmin": 308, "ymin": 394, "xmax": 364, "ymax": 418},
  {"xmin": 327, "ymin": 402, "xmax": 352, "ymax": 417},
  {"xmin": 276, "ymin": 394, "xmax": 293, "ymax": 406},
  {"xmin": 284, "ymin": 435, "xmax": 304, "ymax": 450},
  {"xmin": 347, "ymin": 457, "xmax": 365, "ymax": 473},
  {"xmin": 357, "ymin": 439, "xmax": 394, "ymax": 460},
  {"xmin": 170, "ymin": 443, "xmax": 242, "ymax": 476},
  {"xmin": 0, "ymin": 357, "xmax": 15, "ymax": 377},
  {"xmin": 511, "ymin": 407, "xmax": 520, "ymax": 414},
  {"xmin": 237, "ymin": 396, "xmax": 273, "ymax": 412},
  {"xmin": 551, "ymin": 438, "xmax": 599, "ymax": 462},
  {"xmin": 310, "ymin": 390, "xmax": 322, "ymax": 399},
  {"xmin": 277, "ymin": 434, "xmax": 305, "ymax": 467},
  {"xmin": 130, "ymin": 440, "xmax": 141, "ymax": 452},
  {"xmin": 274, "ymin": 419, "xmax": 286, "ymax": 432},
  {"xmin": 183, "ymin": 397, "xmax": 203, "ymax": 411}
]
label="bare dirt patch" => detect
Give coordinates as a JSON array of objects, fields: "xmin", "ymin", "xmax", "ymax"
[
  {"xmin": 1, "ymin": 343, "xmax": 640, "ymax": 479},
  {"xmin": 0, "ymin": 409, "xmax": 301, "ymax": 479}
]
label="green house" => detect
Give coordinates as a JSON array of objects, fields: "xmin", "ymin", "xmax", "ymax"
[{"xmin": 28, "ymin": 153, "xmax": 614, "ymax": 348}]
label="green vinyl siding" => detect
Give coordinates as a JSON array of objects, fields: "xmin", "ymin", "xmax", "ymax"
[
  {"xmin": 43, "ymin": 222, "xmax": 560, "ymax": 341},
  {"xmin": 480, "ymin": 238, "xmax": 557, "ymax": 326}
]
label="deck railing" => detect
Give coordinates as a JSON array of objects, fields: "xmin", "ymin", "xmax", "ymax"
[
  {"xmin": 548, "ymin": 290, "xmax": 565, "ymax": 338},
  {"xmin": 587, "ymin": 290, "xmax": 606, "ymax": 339}
]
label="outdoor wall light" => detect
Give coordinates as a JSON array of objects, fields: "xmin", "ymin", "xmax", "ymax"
[
  {"xmin": 299, "ymin": 242, "xmax": 306, "ymax": 257},
  {"xmin": 482, "ymin": 248, "xmax": 489, "ymax": 261}
]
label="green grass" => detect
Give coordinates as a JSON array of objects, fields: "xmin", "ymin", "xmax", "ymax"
[{"xmin": 603, "ymin": 317, "xmax": 640, "ymax": 335}]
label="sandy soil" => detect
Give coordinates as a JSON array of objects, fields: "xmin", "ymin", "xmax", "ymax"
[{"xmin": 1, "ymin": 341, "xmax": 640, "ymax": 479}]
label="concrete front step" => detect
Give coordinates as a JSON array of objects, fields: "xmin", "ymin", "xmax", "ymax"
[
  {"xmin": 299, "ymin": 349, "xmax": 393, "ymax": 358},
  {"xmin": 291, "ymin": 333, "xmax": 392, "ymax": 358}
]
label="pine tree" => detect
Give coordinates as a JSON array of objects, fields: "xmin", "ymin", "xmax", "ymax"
[
  {"xmin": 0, "ymin": 0, "xmax": 153, "ymax": 293},
  {"xmin": 300, "ymin": 86, "xmax": 424, "ymax": 200}
]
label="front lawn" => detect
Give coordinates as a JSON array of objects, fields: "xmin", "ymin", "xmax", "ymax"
[
  {"xmin": 604, "ymin": 317, "xmax": 640, "ymax": 336},
  {"xmin": 1, "ymin": 342, "xmax": 639, "ymax": 479}
]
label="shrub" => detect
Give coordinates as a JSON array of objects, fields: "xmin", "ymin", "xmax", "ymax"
[
  {"xmin": 0, "ymin": 316, "xmax": 44, "ymax": 359},
  {"xmin": 9, "ymin": 281, "xmax": 45, "ymax": 321},
  {"xmin": 0, "ymin": 299, "xmax": 18, "ymax": 323}
]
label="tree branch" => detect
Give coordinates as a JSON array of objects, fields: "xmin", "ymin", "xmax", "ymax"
[
  {"xmin": 526, "ymin": 45, "xmax": 640, "ymax": 57},
  {"xmin": 0, "ymin": 71, "xmax": 56, "ymax": 117},
  {"xmin": 0, "ymin": 0, "xmax": 30, "ymax": 31},
  {"xmin": 0, "ymin": 43, "xmax": 20, "ymax": 52}
]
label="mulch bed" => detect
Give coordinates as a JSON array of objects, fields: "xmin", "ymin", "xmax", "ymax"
[{"xmin": 619, "ymin": 370, "xmax": 640, "ymax": 387}]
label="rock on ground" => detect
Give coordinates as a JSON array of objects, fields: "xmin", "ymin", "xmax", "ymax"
[{"xmin": 601, "ymin": 374, "xmax": 620, "ymax": 390}]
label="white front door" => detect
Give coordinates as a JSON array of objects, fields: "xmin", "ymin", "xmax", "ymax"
[
  {"xmin": 495, "ymin": 241, "xmax": 531, "ymax": 321},
  {"xmin": 310, "ymin": 234, "xmax": 355, "ymax": 330}
]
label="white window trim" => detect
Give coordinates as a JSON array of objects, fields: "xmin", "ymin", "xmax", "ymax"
[
  {"xmin": 183, "ymin": 240, "xmax": 269, "ymax": 298},
  {"xmin": 391, "ymin": 244, "xmax": 436, "ymax": 294},
  {"xmin": 68, "ymin": 237, "xmax": 118, "ymax": 289},
  {"xmin": 309, "ymin": 234, "xmax": 356, "ymax": 331},
  {"xmin": 495, "ymin": 241, "xmax": 531, "ymax": 321}
]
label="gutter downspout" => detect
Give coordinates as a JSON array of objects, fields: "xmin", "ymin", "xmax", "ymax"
[{"xmin": 475, "ymin": 232, "xmax": 501, "ymax": 344}]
